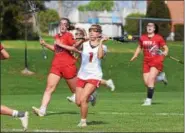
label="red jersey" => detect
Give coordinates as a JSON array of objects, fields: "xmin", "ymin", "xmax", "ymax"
[
  {"xmin": 52, "ymin": 32, "xmax": 76, "ymax": 66},
  {"xmin": 139, "ymin": 34, "xmax": 166, "ymax": 59}
]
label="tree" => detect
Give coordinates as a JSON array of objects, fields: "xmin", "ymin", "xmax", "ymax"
[
  {"xmin": 125, "ymin": 13, "xmax": 145, "ymax": 35},
  {"xmin": 1, "ymin": 0, "xmax": 47, "ymax": 40},
  {"xmin": 145, "ymin": 0, "xmax": 171, "ymax": 38},
  {"xmin": 38, "ymin": 9, "xmax": 59, "ymax": 33},
  {"xmin": 78, "ymin": 1, "xmax": 114, "ymax": 11},
  {"xmin": 61, "ymin": 1, "xmax": 79, "ymax": 17}
]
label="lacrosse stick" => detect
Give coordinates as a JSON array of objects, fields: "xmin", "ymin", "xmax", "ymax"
[
  {"xmin": 27, "ymin": 0, "xmax": 47, "ymax": 59},
  {"xmin": 149, "ymin": 45, "xmax": 184, "ymax": 64}
]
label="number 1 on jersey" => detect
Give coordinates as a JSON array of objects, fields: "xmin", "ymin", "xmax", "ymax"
[{"xmin": 89, "ymin": 52, "xmax": 93, "ymax": 62}]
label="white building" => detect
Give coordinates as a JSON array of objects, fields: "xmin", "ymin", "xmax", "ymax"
[{"xmin": 49, "ymin": 7, "xmax": 146, "ymax": 37}]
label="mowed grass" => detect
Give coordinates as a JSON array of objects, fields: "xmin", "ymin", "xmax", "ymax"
[{"xmin": 1, "ymin": 39, "xmax": 184, "ymax": 132}]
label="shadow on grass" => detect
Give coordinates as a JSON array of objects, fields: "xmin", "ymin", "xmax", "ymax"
[{"xmin": 87, "ymin": 120, "xmax": 108, "ymax": 125}]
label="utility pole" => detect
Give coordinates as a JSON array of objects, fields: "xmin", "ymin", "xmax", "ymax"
[
  {"xmin": 58, "ymin": 0, "xmax": 62, "ymax": 18},
  {"xmin": 21, "ymin": 2, "xmax": 35, "ymax": 75}
]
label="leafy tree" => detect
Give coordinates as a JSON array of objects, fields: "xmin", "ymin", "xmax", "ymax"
[
  {"xmin": 1, "ymin": 0, "xmax": 47, "ymax": 40},
  {"xmin": 78, "ymin": 1, "xmax": 114, "ymax": 11},
  {"xmin": 125, "ymin": 13, "xmax": 145, "ymax": 35},
  {"xmin": 38, "ymin": 9, "xmax": 59, "ymax": 33},
  {"xmin": 145, "ymin": 0, "xmax": 171, "ymax": 38}
]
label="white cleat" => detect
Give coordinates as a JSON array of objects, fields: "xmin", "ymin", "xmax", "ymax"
[
  {"xmin": 77, "ymin": 121, "xmax": 87, "ymax": 127},
  {"xmin": 67, "ymin": 94, "xmax": 76, "ymax": 103},
  {"xmin": 91, "ymin": 91, "xmax": 97, "ymax": 106},
  {"xmin": 19, "ymin": 111, "xmax": 29, "ymax": 131},
  {"xmin": 142, "ymin": 98, "xmax": 152, "ymax": 106},
  {"xmin": 160, "ymin": 72, "xmax": 168, "ymax": 85},
  {"xmin": 106, "ymin": 79, "xmax": 115, "ymax": 91},
  {"xmin": 32, "ymin": 106, "xmax": 45, "ymax": 117}
]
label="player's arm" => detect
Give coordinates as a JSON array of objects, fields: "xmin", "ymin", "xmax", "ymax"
[
  {"xmin": 55, "ymin": 39, "xmax": 81, "ymax": 53},
  {"xmin": 161, "ymin": 45, "xmax": 169, "ymax": 56},
  {"xmin": 73, "ymin": 39, "xmax": 84, "ymax": 48},
  {"xmin": 130, "ymin": 45, "xmax": 142, "ymax": 61},
  {"xmin": 0, "ymin": 45, "xmax": 10, "ymax": 60},
  {"xmin": 98, "ymin": 37, "xmax": 109, "ymax": 59},
  {"xmin": 159, "ymin": 36, "xmax": 169, "ymax": 56},
  {"xmin": 40, "ymin": 40, "xmax": 55, "ymax": 51}
]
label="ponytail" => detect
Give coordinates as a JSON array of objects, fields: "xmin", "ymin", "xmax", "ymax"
[{"xmin": 59, "ymin": 17, "xmax": 75, "ymax": 31}]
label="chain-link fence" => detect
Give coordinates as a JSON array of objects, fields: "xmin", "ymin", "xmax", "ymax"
[{"xmin": 125, "ymin": 17, "xmax": 184, "ymax": 41}]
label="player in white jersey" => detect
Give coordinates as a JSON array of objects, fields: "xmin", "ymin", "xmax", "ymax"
[
  {"xmin": 75, "ymin": 25, "xmax": 109, "ymax": 127},
  {"xmin": 66, "ymin": 27, "xmax": 115, "ymax": 103}
]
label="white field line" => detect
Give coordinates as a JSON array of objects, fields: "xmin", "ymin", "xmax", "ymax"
[
  {"xmin": 47, "ymin": 111, "xmax": 184, "ymax": 116},
  {"xmin": 1, "ymin": 128, "xmax": 71, "ymax": 132},
  {"xmin": 1, "ymin": 111, "xmax": 183, "ymax": 132}
]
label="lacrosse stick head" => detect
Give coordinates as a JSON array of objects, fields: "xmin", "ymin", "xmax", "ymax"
[{"xmin": 149, "ymin": 45, "xmax": 163, "ymax": 56}]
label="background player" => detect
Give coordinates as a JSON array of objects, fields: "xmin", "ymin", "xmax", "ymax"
[
  {"xmin": 130, "ymin": 22, "xmax": 169, "ymax": 106},
  {"xmin": 32, "ymin": 18, "xmax": 97, "ymax": 117}
]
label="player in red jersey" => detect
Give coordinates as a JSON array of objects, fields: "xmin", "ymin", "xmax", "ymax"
[
  {"xmin": 0, "ymin": 43, "xmax": 29, "ymax": 131},
  {"xmin": 32, "ymin": 18, "xmax": 97, "ymax": 116},
  {"xmin": 130, "ymin": 22, "xmax": 169, "ymax": 106}
]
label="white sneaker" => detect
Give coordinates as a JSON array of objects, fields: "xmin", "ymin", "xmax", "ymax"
[
  {"xmin": 160, "ymin": 72, "xmax": 168, "ymax": 85},
  {"xmin": 91, "ymin": 91, "xmax": 97, "ymax": 106},
  {"xmin": 106, "ymin": 79, "xmax": 115, "ymax": 91},
  {"xmin": 32, "ymin": 106, "xmax": 45, "ymax": 117},
  {"xmin": 142, "ymin": 98, "xmax": 152, "ymax": 106},
  {"xmin": 67, "ymin": 94, "xmax": 76, "ymax": 103},
  {"xmin": 77, "ymin": 121, "xmax": 87, "ymax": 127},
  {"xmin": 19, "ymin": 111, "xmax": 29, "ymax": 131}
]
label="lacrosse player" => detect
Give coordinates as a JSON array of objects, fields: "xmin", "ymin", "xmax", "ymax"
[
  {"xmin": 66, "ymin": 27, "xmax": 115, "ymax": 103},
  {"xmin": 32, "ymin": 18, "xmax": 97, "ymax": 117},
  {"xmin": 75, "ymin": 25, "xmax": 109, "ymax": 127},
  {"xmin": 130, "ymin": 22, "xmax": 169, "ymax": 106}
]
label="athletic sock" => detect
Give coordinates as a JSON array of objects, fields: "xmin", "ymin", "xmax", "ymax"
[
  {"xmin": 40, "ymin": 106, "xmax": 46, "ymax": 114},
  {"xmin": 12, "ymin": 110, "xmax": 18, "ymax": 117},
  {"xmin": 81, "ymin": 119, "xmax": 86, "ymax": 123},
  {"xmin": 147, "ymin": 87, "xmax": 154, "ymax": 99}
]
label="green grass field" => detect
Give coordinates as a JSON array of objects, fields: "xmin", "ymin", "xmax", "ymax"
[{"xmin": 1, "ymin": 39, "xmax": 184, "ymax": 132}]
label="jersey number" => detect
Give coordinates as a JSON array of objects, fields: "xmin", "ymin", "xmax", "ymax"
[{"xmin": 89, "ymin": 52, "xmax": 93, "ymax": 62}]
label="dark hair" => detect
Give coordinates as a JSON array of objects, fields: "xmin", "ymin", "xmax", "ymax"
[
  {"xmin": 154, "ymin": 23, "xmax": 159, "ymax": 34},
  {"xmin": 147, "ymin": 22, "xmax": 159, "ymax": 34},
  {"xmin": 90, "ymin": 24, "xmax": 102, "ymax": 33},
  {"xmin": 59, "ymin": 17, "xmax": 75, "ymax": 31}
]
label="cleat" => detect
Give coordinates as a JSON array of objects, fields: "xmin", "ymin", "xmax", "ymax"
[
  {"xmin": 67, "ymin": 94, "xmax": 75, "ymax": 103},
  {"xmin": 106, "ymin": 79, "xmax": 115, "ymax": 91},
  {"xmin": 32, "ymin": 106, "xmax": 45, "ymax": 117},
  {"xmin": 77, "ymin": 121, "xmax": 87, "ymax": 127},
  {"xmin": 19, "ymin": 111, "xmax": 29, "ymax": 131},
  {"xmin": 91, "ymin": 91, "xmax": 97, "ymax": 106},
  {"xmin": 161, "ymin": 72, "xmax": 168, "ymax": 85},
  {"xmin": 142, "ymin": 98, "xmax": 152, "ymax": 106}
]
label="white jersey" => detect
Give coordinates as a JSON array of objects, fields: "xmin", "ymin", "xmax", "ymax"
[{"xmin": 77, "ymin": 41, "xmax": 107, "ymax": 80}]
